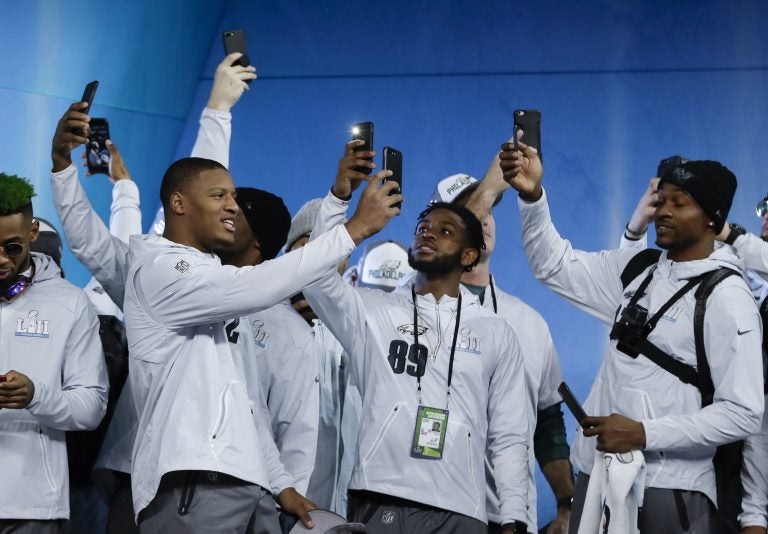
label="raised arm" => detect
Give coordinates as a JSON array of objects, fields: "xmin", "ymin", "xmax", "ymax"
[
  {"xmin": 619, "ymin": 177, "xmax": 658, "ymax": 250},
  {"xmin": 50, "ymin": 102, "xmax": 130, "ymax": 306},
  {"xmin": 190, "ymin": 53, "xmax": 256, "ymax": 167},
  {"xmin": 499, "ymin": 140, "xmax": 636, "ymax": 323}
]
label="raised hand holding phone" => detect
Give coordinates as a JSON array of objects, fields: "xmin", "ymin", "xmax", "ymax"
[
  {"xmin": 382, "ymin": 146, "xmax": 402, "ymax": 211},
  {"xmin": 333, "ymin": 138, "xmax": 376, "ymax": 200},
  {"xmin": 72, "ymin": 80, "xmax": 98, "ymax": 136}
]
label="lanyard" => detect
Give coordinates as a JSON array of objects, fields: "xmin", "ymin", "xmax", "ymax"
[
  {"xmin": 412, "ymin": 286, "xmax": 462, "ymax": 407},
  {"xmin": 488, "ymin": 273, "xmax": 498, "ymax": 313}
]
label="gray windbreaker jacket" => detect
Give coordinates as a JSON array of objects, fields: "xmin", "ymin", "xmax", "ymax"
[
  {"xmin": 123, "ymin": 225, "xmax": 356, "ymax": 516},
  {"xmin": 520, "ymin": 190, "xmax": 764, "ymax": 505},
  {"xmin": 0, "ymin": 253, "xmax": 107, "ymax": 519},
  {"xmin": 304, "ymin": 193, "xmax": 530, "ymax": 525}
]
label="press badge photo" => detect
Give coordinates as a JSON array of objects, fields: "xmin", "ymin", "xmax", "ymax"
[{"xmin": 411, "ymin": 406, "xmax": 448, "ymax": 459}]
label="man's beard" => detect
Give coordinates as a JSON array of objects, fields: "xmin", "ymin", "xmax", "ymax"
[{"xmin": 407, "ymin": 248, "xmax": 463, "ymax": 275}]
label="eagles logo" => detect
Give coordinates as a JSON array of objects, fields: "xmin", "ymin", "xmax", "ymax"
[{"xmin": 397, "ymin": 324, "xmax": 428, "ymax": 336}]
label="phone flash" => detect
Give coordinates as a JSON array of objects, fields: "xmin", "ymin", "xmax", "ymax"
[{"xmin": 352, "ymin": 126, "xmax": 360, "ymax": 135}]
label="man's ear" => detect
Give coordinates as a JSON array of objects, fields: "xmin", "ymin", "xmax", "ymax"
[
  {"xmin": 28, "ymin": 218, "xmax": 40, "ymax": 243},
  {"xmin": 461, "ymin": 248, "xmax": 479, "ymax": 271},
  {"xmin": 168, "ymin": 191, "xmax": 186, "ymax": 216}
]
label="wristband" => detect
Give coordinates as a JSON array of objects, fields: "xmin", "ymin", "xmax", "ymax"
[
  {"xmin": 557, "ymin": 496, "xmax": 573, "ymax": 509},
  {"xmin": 624, "ymin": 223, "xmax": 646, "ymax": 241},
  {"xmin": 724, "ymin": 223, "xmax": 746, "ymax": 245}
]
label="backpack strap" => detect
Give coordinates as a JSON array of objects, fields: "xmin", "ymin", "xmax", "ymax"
[
  {"xmin": 621, "ymin": 249, "xmax": 662, "ymax": 289},
  {"xmin": 693, "ymin": 268, "xmax": 740, "ymax": 406}
]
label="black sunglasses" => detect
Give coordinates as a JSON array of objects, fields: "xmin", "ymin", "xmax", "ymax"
[{"xmin": 0, "ymin": 243, "xmax": 24, "ymax": 258}]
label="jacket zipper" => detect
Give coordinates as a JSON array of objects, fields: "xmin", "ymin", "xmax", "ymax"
[
  {"xmin": 466, "ymin": 430, "xmax": 477, "ymax": 491},
  {"xmin": 211, "ymin": 382, "xmax": 233, "ymax": 440},
  {"xmin": 363, "ymin": 404, "xmax": 400, "ymax": 464},
  {"xmin": 38, "ymin": 428, "xmax": 58, "ymax": 492}
]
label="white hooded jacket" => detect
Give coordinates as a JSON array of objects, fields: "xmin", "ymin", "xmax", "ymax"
[
  {"xmin": 0, "ymin": 253, "xmax": 107, "ymax": 519},
  {"xmin": 303, "ymin": 193, "xmax": 531, "ymax": 525},
  {"xmin": 519, "ymin": 190, "xmax": 764, "ymax": 505}
]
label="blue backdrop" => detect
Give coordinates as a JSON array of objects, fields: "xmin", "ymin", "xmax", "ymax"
[{"xmin": 2, "ymin": 0, "xmax": 767, "ymax": 526}]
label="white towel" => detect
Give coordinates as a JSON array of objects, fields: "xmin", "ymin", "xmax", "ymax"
[{"xmin": 578, "ymin": 450, "xmax": 646, "ymax": 534}]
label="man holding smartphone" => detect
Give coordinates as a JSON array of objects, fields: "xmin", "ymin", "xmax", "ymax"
[
  {"xmin": 300, "ymin": 141, "xmax": 531, "ymax": 534},
  {"xmin": 500, "ymin": 141, "xmax": 764, "ymax": 533}
]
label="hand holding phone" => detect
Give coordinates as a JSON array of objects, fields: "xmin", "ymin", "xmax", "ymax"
[
  {"xmin": 352, "ymin": 122, "xmax": 374, "ymax": 175},
  {"xmin": 73, "ymin": 81, "xmax": 98, "ymax": 135},
  {"xmin": 558, "ymin": 382, "xmax": 589, "ymax": 425},
  {"xmin": 382, "ymin": 147, "xmax": 402, "ymax": 211},
  {"xmin": 513, "ymin": 109, "xmax": 542, "ymax": 162}
]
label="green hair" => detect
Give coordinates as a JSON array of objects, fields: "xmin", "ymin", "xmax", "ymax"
[{"xmin": 0, "ymin": 173, "xmax": 36, "ymax": 216}]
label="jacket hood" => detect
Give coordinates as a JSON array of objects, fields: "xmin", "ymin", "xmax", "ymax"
[
  {"xmin": 392, "ymin": 270, "xmax": 480, "ymax": 309},
  {"xmin": 657, "ymin": 241, "xmax": 746, "ymax": 281},
  {"xmin": 31, "ymin": 251, "xmax": 63, "ymax": 283}
]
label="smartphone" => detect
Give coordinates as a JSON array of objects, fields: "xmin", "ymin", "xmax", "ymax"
[
  {"xmin": 73, "ymin": 80, "xmax": 99, "ymax": 135},
  {"xmin": 383, "ymin": 146, "xmax": 403, "ymax": 210},
  {"xmin": 558, "ymin": 382, "xmax": 589, "ymax": 424},
  {"xmin": 351, "ymin": 122, "xmax": 374, "ymax": 175},
  {"xmin": 223, "ymin": 29, "xmax": 251, "ymax": 69},
  {"xmin": 513, "ymin": 109, "xmax": 542, "ymax": 162},
  {"xmin": 86, "ymin": 118, "xmax": 111, "ymax": 176}
]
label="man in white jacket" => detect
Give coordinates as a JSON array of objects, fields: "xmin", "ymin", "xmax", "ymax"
[
  {"xmin": 114, "ymin": 149, "xmax": 395, "ymax": 533},
  {"xmin": 0, "ymin": 175, "xmax": 108, "ymax": 533},
  {"xmin": 49, "ymin": 53, "xmax": 258, "ymax": 534},
  {"xmin": 303, "ymin": 141, "xmax": 531, "ymax": 533},
  {"xmin": 621, "ymin": 178, "xmax": 768, "ymax": 534},
  {"xmin": 499, "ymin": 141, "xmax": 764, "ymax": 533}
]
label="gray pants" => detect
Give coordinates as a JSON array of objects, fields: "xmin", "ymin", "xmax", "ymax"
[
  {"xmin": 348, "ymin": 490, "xmax": 486, "ymax": 534},
  {"xmin": 570, "ymin": 472, "xmax": 715, "ymax": 534},
  {"xmin": 138, "ymin": 471, "xmax": 280, "ymax": 534},
  {"xmin": 0, "ymin": 520, "xmax": 64, "ymax": 534}
]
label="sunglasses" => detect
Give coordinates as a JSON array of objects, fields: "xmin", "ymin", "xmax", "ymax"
[
  {"xmin": 0, "ymin": 242, "xmax": 24, "ymax": 258},
  {"xmin": 757, "ymin": 196, "xmax": 768, "ymax": 218}
]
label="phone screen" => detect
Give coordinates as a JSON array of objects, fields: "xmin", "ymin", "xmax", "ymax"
[
  {"xmin": 383, "ymin": 146, "xmax": 402, "ymax": 210},
  {"xmin": 513, "ymin": 109, "xmax": 542, "ymax": 162},
  {"xmin": 352, "ymin": 122, "xmax": 374, "ymax": 175},
  {"xmin": 86, "ymin": 118, "xmax": 111, "ymax": 176}
]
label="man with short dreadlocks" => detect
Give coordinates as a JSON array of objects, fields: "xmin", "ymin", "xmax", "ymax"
[{"xmin": 0, "ymin": 174, "xmax": 107, "ymax": 533}]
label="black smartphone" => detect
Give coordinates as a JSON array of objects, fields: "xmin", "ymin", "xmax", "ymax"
[
  {"xmin": 223, "ymin": 29, "xmax": 250, "ymax": 69},
  {"xmin": 513, "ymin": 109, "xmax": 542, "ymax": 162},
  {"xmin": 352, "ymin": 122, "xmax": 374, "ymax": 175},
  {"xmin": 383, "ymin": 146, "xmax": 403, "ymax": 210},
  {"xmin": 73, "ymin": 80, "xmax": 98, "ymax": 135},
  {"xmin": 558, "ymin": 382, "xmax": 589, "ymax": 424},
  {"xmin": 86, "ymin": 118, "xmax": 111, "ymax": 176}
]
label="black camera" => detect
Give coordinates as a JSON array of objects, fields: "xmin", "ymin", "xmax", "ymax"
[{"xmin": 610, "ymin": 303, "xmax": 649, "ymax": 357}]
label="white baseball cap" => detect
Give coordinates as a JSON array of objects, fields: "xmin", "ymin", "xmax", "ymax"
[
  {"xmin": 429, "ymin": 173, "xmax": 502, "ymax": 206},
  {"xmin": 357, "ymin": 240, "xmax": 414, "ymax": 291}
]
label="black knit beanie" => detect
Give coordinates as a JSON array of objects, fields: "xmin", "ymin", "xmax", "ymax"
[
  {"xmin": 658, "ymin": 160, "xmax": 737, "ymax": 233},
  {"xmin": 235, "ymin": 187, "xmax": 291, "ymax": 260}
]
